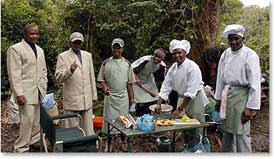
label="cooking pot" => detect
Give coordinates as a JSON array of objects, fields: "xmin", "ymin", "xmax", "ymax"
[{"xmin": 149, "ymin": 104, "xmax": 173, "ymax": 119}]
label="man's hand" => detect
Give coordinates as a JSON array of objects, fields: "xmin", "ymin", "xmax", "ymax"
[
  {"xmin": 16, "ymin": 95, "xmax": 27, "ymax": 106},
  {"xmin": 155, "ymin": 104, "xmax": 162, "ymax": 114},
  {"xmin": 136, "ymin": 80, "xmax": 142, "ymax": 87},
  {"xmin": 103, "ymin": 86, "xmax": 110, "ymax": 96},
  {"xmin": 171, "ymin": 110, "xmax": 182, "ymax": 120},
  {"xmin": 241, "ymin": 108, "xmax": 257, "ymax": 124},
  {"xmin": 129, "ymin": 99, "xmax": 135, "ymax": 105},
  {"xmin": 215, "ymin": 100, "xmax": 221, "ymax": 112},
  {"xmin": 70, "ymin": 60, "xmax": 79, "ymax": 73},
  {"xmin": 101, "ymin": 81, "xmax": 110, "ymax": 96},
  {"xmin": 167, "ymin": 98, "xmax": 170, "ymax": 105},
  {"xmin": 129, "ymin": 102, "xmax": 136, "ymax": 115}
]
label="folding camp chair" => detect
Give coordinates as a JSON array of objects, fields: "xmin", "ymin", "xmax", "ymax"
[{"xmin": 40, "ymin": 105, "xmax": 98, "ymax": 152}]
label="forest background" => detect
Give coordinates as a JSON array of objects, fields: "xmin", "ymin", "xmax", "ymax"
[{"xmin": 1, "ymin": 0, "xmax": 269, "ymax": 108}]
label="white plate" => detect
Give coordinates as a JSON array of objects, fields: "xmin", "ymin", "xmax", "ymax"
[{"xmin": 149, "ymin": 104, "xmax": 173, "ymax": 112}]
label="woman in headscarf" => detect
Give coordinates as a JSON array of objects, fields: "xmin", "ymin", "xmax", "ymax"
[{"xmin": 131, "ymin": 48, "xmax": 166, "ymax": 116}]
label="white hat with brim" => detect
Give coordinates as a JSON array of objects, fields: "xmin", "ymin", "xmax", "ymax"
[
  {"xmin": 112, "ymin": 38, "xmax": 124, "ymax": 47},
  {"xmin": 70, "ymin": 32, "xmax": 84, "ymax": 42}
]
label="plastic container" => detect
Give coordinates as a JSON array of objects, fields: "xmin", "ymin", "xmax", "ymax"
[{"xmin": 93, "ymin": 116, "xmax": 103, "ymax": 129}]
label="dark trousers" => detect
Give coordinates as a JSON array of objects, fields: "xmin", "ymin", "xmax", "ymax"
[
  {"xmin": 136, "ymin": 101, "xmax": 157, "ymax": 117},
  {"xmin": 168, "ymin": 90, "xmax": 178, "ymax": 112}
]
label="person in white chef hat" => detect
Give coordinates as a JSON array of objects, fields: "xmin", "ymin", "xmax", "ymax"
[
  {"xmin": 156, "ymin": 39, "xmax": 209, "ymax": 151},
  {"xmin": 215, "ymin": 24, "xmax": 261, "ymax": 152}
]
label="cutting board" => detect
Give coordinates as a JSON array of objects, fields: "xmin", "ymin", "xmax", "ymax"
[{"xmin": 173, "ymin": 119, "xmax": 201, "ymax": 125}]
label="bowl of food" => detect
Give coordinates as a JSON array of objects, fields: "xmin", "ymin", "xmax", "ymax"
[
  {"xmin": 149, "ymin": 104, "xmax": 173, "ymax": 119},
  {"xmin": 93, "ymin": 116, "xmax": 103, "ymax": 129}
]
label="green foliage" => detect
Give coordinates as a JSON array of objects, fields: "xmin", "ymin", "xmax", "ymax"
[
  {"xmin": 216, "ymin": 0, "xmax": 243, "ymax": 43},
  {"xmin": 239, "ymin": 6, "xmax": 269, "ymax": 73},
  {"xmin": 3, "ymin": 0, "xmax": 269, "ymax": 100},
  {"xmin": 218, "ymin": 1, "xmax": 269, "ymax": 73},
  {"xmin": 220, "ymin": 0, "xmax": 243, "ymax": 24},
  {"xmin": 61, "ymin": 0, "xmax": 220, "ymax": 63},
  {"xmin": 1, "ymin": 0, "xmax": 38, "ymax": 97},
  {"xmin": 1, "ymin": 0, "xmax": 269, "ymax": 120},
  {"xmin": 126, "ymin": 1, "xmax": 163, "ymax": 57},
  {"xmin": 1, "ymin": 0, "xmax": 68, "ymax": 96},
  {"xmin": 0, "ymin": 0, "xmax": 225, "ymax": 98}
]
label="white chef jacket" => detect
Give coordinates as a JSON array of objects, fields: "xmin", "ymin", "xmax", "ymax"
[
  {"xmin": 215, "ymin": 45, "xmax": 261, "ymax": 110},
  {"xmin": 159, "ymin": 58, "xmax": 204, "ymax": 101}
]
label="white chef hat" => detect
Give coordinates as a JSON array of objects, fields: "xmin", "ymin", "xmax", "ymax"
[
  {"xmin": 223, "ymin": 24, "xmax": 245, "ymax": 38},
  {"xmin": 169, "ymin": 39, "xmax": 191, "ymax": 54}
]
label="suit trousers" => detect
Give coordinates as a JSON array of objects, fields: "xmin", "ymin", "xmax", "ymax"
[
  {"xmin": 14, "ymin": 104, "xmax": 40, "ymax": 152},
  {"xmin": 64, "ymin": 107, "xmax": 95, "ymax": 136}
]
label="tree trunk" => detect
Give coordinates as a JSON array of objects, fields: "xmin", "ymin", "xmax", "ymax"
[{"xmin": 188, "ymin": 0, "xmax": 222, "ymax": 81}]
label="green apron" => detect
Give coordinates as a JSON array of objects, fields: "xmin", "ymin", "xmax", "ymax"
[
  {"xmin": 177, "ymin": 89, "xmax": 209, "ymax": 148},
  {"xmin": 177, "ymin": 89, "xmax": 208, "ymax": 123},
  {"xmin": 177, "ymin": 89, "xmax": 208, "ymax": 136},
  {"xmin": 221, "ymin": 86, "xmax": 249, "ymax": 135},
  {"xmin": 102, "ymin": 58, "xmax": 130, "ymax": 133},
  {"xmin": 133, "ymin": 60, "xmax": 159, "ymax": 103}
]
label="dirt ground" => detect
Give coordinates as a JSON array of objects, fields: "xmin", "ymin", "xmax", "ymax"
[{"xmin": 1, "ymin": 99, "xmax": 269, "ymax": 153}]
